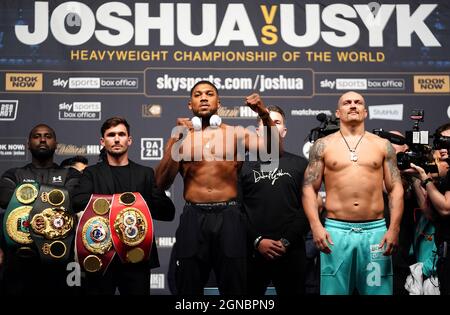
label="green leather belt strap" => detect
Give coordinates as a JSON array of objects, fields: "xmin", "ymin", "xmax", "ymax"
[{"xmin": 2, "ymin": 182, "xmax": 39, "ymax": 257}]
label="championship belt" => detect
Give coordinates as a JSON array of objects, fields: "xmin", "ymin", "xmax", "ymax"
[
  {"xmin": 2, "ymin": 182, "xmax": 39, "ymax": 257},
  {"xmin": 110, "ymin": 192, "xmax": 153, "ymax": 263},
  {"xmin": 75, "ymin": 194, "xmax": 115, "ymax": 273},
  {"xmin": 29, "ymin": 184, "xmax": 75, "ymax": 263}
]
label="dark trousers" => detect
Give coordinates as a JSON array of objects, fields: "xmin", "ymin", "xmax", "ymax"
[
  {"xmin": 247, "ymin": 245, "xmax": 306, "ymax": 295},
  {"xmin": 174, "ymin": 202, "xmax": 247, "ymax": 295},
  {"xmin": 83, "ymin": 256, "xmax": 150, "ymax": 295},
  {"xmin": 175, "ymin": 256, "xmax": 246, "ymax": 295},
  {"xmin": 437, "ymin": 242, "xmax": 450, "ymax": 295},
  {"xmin": 392, "ymin": 250, "xmax": 412, "ymax": 295},
  {"xmin": 1, "ymin": 251, "xmax": 78, "ymax": 295}
]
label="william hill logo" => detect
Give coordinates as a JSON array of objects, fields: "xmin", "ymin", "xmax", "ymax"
[
  {"xmin": 217, "ymin": 106, "xmax": 257, "ymax": 119},
  {"xmin": 6, "ymin": 73, "xmax": 43, "ymax": 91},
  {"xmin": 414, "ymin": 75, "xmax": 450, "ymax": 93}
]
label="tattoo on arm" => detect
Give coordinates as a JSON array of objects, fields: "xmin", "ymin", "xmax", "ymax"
[
  {"xmin": 386, "ymin": 142, "xmax": 401, "ymax": 184},
  {"xmin": 303, "ymin": 139, "xmax": 325, "ymax": 186}
]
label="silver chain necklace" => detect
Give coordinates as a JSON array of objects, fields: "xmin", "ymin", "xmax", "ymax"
[{"xmin": 339, "ymin": 130, "xmax": 365, "ymax": 162}]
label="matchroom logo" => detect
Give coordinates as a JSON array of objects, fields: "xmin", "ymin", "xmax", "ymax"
[
  {"xmin": 5, "ymin": 73, "xmax": 43, "ymax": 91},
  {"xmin": 414, "ymin": 75, "xmax": 450, "ymax": 93}
]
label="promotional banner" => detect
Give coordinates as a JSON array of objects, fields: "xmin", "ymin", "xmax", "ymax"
[{"xmin": 0, "ymin": 0, "xmax": 449, "ymax": 294}]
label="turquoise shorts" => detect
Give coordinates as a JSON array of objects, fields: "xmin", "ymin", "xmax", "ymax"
[{"xmin": 320, "ymin": 218, "xmax": 393, "ymax": 295}]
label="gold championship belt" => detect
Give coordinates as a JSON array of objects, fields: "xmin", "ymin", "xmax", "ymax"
[
  {"xmin": 75, "ymin": 195, "xmax": 115, "ymax": 273},
  {"xmin": 110, "ymin": 192, "xmax": 153, "ymax": 263},
  {"xmin": 2, "ymin": 183, "xmax": 39, "ymax": 257},
  {"xmin": 29, "ymin": 185, "xmax": 75, "ymax": 263}
]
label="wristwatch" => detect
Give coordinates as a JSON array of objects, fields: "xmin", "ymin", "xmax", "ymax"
[
  {"xmin": 280, "ymin": 238, "xmax": 290, "ymax": 248},
  {"xmin": 254, "ymin": 236, "xmax": 263, "ymax": 249},
  {"xmin": 421, "ymin": 177, "xmax": 433, "ymax": 188}
]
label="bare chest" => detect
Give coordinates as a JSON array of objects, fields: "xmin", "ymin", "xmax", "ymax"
[
  {"xmin": 180, "ymin": 129, "xmax": 238, "ymax": 161},
  {"xmin": 325, "ymin": 142, "xmax": 383, "ymax": 171}
]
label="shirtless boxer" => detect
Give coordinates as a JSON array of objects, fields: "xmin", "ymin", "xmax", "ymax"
[
  {"xmin": 156, "ymin": 80, "xmax": 275, "ymax": 295},
  {"xmin": 302, "ymin": 91, "xmax": 404, "ymax": 295}
]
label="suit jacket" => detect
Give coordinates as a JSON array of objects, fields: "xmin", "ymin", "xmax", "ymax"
[{"xmin": 72, "ymin": 160, "xmax": 175, "ymax": 268}]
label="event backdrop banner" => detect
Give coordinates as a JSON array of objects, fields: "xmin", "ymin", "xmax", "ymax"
[{"xmin": 0, "ymin": 0, "xmax": 449, "ymax": 294}]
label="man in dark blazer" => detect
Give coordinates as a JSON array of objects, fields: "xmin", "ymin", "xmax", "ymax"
[{"xmin": 72, "ymin": 117, "xmax": 175, "ymax": 295}]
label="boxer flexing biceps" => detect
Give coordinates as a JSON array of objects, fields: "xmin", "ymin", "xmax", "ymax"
[{"xmin": 156, "ymin": 80, "xmax": 274, "ymax": 295}]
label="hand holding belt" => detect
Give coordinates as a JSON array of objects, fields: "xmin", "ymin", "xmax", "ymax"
[
  {"xmin": 75, "ymin": 194, "xmax": 115, "ymax": 273},
  {"xmin": 110, "ymin": 192, "xmax": 153, "ymax": 263},
  {"xmin": 29, "ymin": 184, "xmax": 75, "ymax": 263},
  {"xmin": 2, "ymin": 182, "xmax": 39, "ymax": 257}
]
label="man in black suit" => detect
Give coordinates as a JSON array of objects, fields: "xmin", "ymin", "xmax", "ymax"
[{"xmin": 72, "ymin": 117, "xmax": 175, "ymax": 295}]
